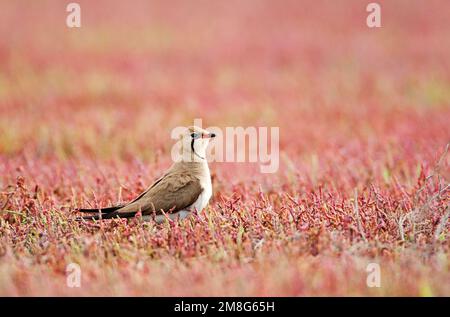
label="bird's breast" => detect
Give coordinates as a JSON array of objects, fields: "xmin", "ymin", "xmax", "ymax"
[{"xmin": 192, "ymin": 166, "xmax": 212, "ymax": 212}]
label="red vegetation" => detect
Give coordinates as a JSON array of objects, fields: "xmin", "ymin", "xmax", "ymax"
[{"xmin": 0, "ymin": 0, "xmax": 449, "ymax": 295}]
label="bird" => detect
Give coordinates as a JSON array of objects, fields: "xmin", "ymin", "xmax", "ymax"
[{"xmin": 77, "ymin": 126, "xmax": 216, "ymax": 224}]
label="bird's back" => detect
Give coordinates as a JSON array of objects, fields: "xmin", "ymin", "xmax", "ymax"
[{"xmin": 116, "ymin": 161, "xmax": 208, "ymax": 215}]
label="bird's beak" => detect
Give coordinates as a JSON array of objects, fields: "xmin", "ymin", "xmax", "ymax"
[{"xmin": 202, "ymin": 132, "xmax": 216, "ymax": 139}]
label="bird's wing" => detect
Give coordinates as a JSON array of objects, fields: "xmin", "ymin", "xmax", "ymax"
[
  {"xmin": 127, "ymin": 175, "xmax": 165, "ymax": 204},
  {"xmin": 110, "ymin": 172, "xmax": 203, "ymax": 217},
  {"xmin": 77, "ymin": 175, "xmax": 165, "ymax": 215}
]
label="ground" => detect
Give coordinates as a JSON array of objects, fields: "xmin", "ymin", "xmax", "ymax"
[{"xmin": 0, "ymin": 0, "xmax": 449, "ymax": 296}]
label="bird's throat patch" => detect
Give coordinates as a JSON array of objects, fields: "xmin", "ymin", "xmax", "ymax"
[{"xmin": 191, "ymin": 139, "xmax": 205, "ymax": 160}]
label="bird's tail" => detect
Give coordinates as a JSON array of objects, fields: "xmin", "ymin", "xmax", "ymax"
[
  {"xmin": 75, "ymin": 204, "xmax": 125, "ymax": 221},
  {"xmin": 78, "ymin": 205, "xmax": 124, "ymax": 214}
]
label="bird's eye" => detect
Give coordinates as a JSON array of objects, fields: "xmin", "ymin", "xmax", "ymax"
[{"xmin": 191, "ymin": 133, "xmax": 198, "ymax": 139}]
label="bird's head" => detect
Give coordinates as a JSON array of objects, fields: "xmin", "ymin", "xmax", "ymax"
[{"xmin": 179, "ymin": 126, "xmax": 216, "ymax": 161}]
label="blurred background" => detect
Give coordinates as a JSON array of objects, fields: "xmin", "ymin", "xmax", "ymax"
[
  {"xmin": 0, "ymin": 0, "xmax": 449, "ymax": 297},
  {"xmin": 0, "ymin": 0, "xmax": 449, "ymax": 188}
]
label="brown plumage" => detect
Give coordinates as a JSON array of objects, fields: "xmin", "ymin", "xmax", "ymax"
[
  {"xmin": 78, "ymin": 162, "xmax": 204, "ymax": 220},
  {"xmin": 77, "ymin": 126, "xmax": 215, "ymax": 222}
]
